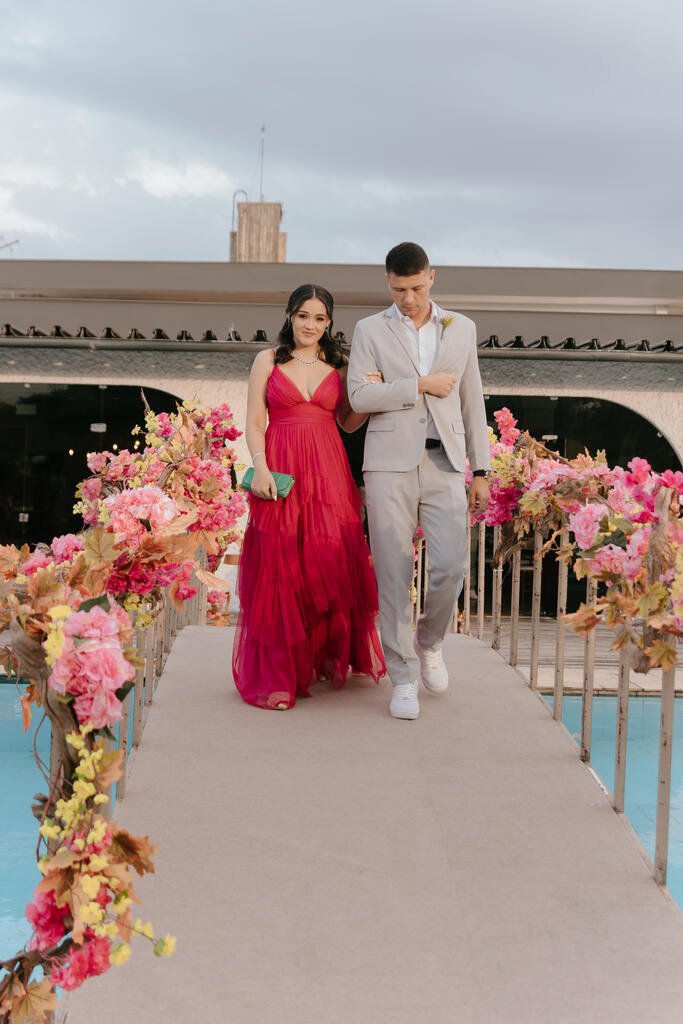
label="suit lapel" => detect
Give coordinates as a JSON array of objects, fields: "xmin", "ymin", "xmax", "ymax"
[{"xmin": 383, "ymin": 312, "xmax": 420, "ymax": 374}]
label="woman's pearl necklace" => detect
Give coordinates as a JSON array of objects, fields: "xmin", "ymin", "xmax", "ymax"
[{"xmin": 290, "ymin": 349, "xmax": 319, "ymax": 365}]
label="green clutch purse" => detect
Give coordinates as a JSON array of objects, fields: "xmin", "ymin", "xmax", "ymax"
[{"xmin": 241, "ymin": 466, "xmax": 295, "ymax": 498}]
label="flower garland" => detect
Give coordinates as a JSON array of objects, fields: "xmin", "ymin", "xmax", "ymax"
[
  {"xmin": 0, "ymin": 397, "xmax": 243, "ymax": 1023},
  {"xmin": 467, "ymin": 408, "xmax": 682, "ymax": 671}
]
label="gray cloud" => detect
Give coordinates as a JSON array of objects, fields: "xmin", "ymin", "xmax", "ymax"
[{"xmin": 2, "ymin": 0, "xmax": 683, "ymax": 266}]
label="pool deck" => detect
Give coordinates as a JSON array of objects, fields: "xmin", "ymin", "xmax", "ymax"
[{"xmin": 63, "ymin": 625, "xmax": 683, "ymax": 1024}]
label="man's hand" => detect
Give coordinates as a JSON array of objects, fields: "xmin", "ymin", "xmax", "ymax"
[
  {"xmin": 363, "ymin": 371, "xmax": 384, "ymax": 383},
  {"xmin": 469, "ymin": 476, "xmax": 490, "ymax": 515},
  {"xmin": 418, "ymin": 372, "xmax": 457, "ymax": 397}
]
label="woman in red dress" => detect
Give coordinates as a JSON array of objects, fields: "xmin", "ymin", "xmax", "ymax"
[{"xmin": 232, "ymin": 284, "xmax": 386, "ymax": 709}]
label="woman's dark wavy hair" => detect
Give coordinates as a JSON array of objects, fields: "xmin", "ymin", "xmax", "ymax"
[{"xmin": 274, "ymin": 283, "xmax": 347, "ymax": 367}]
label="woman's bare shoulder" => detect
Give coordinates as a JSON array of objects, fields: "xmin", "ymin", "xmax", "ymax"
[{"xmin": 253, "ymin": 347, "xmax": 276, "ymax": 365}]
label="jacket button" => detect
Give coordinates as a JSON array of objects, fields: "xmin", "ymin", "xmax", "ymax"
[{"xmin": 419, "ymin": 417, "xmax": 426, "ymax": 424}]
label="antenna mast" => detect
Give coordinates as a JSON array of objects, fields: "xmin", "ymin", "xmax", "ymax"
[{"xmin": 259, "ymin": 124, "xmax": 265, "ymax": 201}]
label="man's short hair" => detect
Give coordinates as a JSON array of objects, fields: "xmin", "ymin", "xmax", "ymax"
[{"xmin": 385, "ymin": 242, "xmax": 430, "ymax": 277}]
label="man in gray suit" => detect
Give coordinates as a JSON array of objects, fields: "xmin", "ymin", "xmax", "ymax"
[{"xmin": 347, "ymin": 242, "xmax": 491, "ymax": 720}]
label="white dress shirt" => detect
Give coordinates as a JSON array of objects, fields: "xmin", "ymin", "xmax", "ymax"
[{"xmin": 388, "ymin": 301, "xmax": 441, "ymax": 440}]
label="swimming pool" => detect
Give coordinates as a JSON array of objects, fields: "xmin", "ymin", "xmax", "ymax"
[
  {"xmin": 0, "ymin": 684, "xmax": 51, "ymax": 956},
  {"xmin": 546, "ymin": 694, "xmax": 683, "ymax": 906}
]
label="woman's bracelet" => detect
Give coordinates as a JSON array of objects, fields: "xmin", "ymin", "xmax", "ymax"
[{"xmin": 252, "ymin": 451, "xmax": 266, "ymax": 463}]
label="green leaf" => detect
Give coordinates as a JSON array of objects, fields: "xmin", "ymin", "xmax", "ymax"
[
  {"xmin": 78, "ymin": 594, "xmax": 111, "ymax": 613},
  {"xmin": 98, "ymin": 724, "xmax": 117, "ymax": 741},
  {"xmin": 115, "ymin": 679, "xmax": 135, "ymax": 702},
  {"xmin": 153, "ymin": 938, "xmax": 166, "ymax": 957},
  {"xmin": 599, "ymin": 528, "xmax": 628, "ymax": 550}
]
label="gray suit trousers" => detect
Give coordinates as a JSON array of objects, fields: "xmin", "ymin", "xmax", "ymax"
[{"xmin": 364, "ymin": 447, "xmax": 468, "ymax": 688}]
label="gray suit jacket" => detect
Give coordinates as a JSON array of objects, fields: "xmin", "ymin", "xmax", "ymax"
[{"xmin": 347, "ymin": 305, "xmax": 491, "ymax": 474}]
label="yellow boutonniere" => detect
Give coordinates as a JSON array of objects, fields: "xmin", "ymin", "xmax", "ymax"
[{"xmin": 439, "ymin": 315, "xmax": 454, "ymax": 339}]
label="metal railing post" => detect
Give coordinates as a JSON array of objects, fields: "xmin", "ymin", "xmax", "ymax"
[
  {"xmin": 613, "ymin": 646, "xmax": 632, "ymax": 813},
  {"xmin": 509, "ymin": 548, "xmax": 521, "ymax": 667},
  {"xmin": 529, "ymin": 530, "xmax": 543, "ymax": 689},
  {"xmin": 553, "ymin": 531, "xmax": 569, "ymax": 722},
  {"xmin": 132, "ymin": 627, "xmax": 145, "ymax": 748},
  {"xmin": 477, "ymin": 522, "xmax": 486, "ymax": 641},
  {"xmin": 655, "ymin": 657, "xmax": 676, "ymax": 886},
  {"xmin": 491, "ymin": 525, "xmax": 502, "ymax": 651},
  {"xmin": 462, "ymin": 519, "xmax": 472, "ymax": 635},
  {"xmin": 580, "ymin": 577, "xmax": 597, "ymax": 762},
  {"xmin": 116, "ymin": 686, "xmax": 132, "ymax": 800},
  {"xmin": 413, "ymin": 537, "xmax": 424, "ymax": 630}
]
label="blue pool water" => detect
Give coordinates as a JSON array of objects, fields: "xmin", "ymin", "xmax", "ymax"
[
  {"xmin": 546, "ymin": 694, "xmax": 683, "ymax": 906},
  {"xmin": 0, "ymin": 685, "xmax": 51, "ymax": 956},
  {"xmin": 0, "ymin": 681, "xmax": 136, "ymax": 959}
]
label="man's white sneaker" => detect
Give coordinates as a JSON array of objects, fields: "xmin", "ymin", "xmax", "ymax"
[
  {"xmin": 413, "ymin": 636, "xmax": 449, "ymax": 694},
  {"xmin": 389, "ymin": 681, "xmax": 420, "ymax": 720}
]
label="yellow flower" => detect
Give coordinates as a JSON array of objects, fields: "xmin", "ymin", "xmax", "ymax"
[
  {"xmin": 44, "ymin": 628, "xmax": 66, "ymax": 663},
  {"xmin": 110, "ymin": 943, "xmax": 131, "ymax": 966},
  {"xmin": 48, "ymin": 604, "xmax": 73, "ymax": 621},
  {"xmin": 74, "ymin": 779, "xmax": 96, "ymax": 802},
  {"xmin": 93, "ymin": 793, "xmax": 109, "ymax": 806},
  {"xmin": 81, "ymin": 875, "xmax": 102, "ymax": 899},
  {"xmin": 40, "ymin": 822, "xmax": 62, "ymax": 841},
  {"xmin": 89, "ymin": 853, "xmax": 110, "ymax": 872},
  {"xmin": 134, "ymin": 918, "xmax": 155, "ymax": 940},
  {"xmin": 87, "ymin": 820, "xmax": 107, "ymax": 846},
  {"xmin": 439, "ymin": 315, "xmax": 454, "ymax": 338},
  {"xmin": 80, "ymin": 900, "xmax": 104, "ymax": 925},
  {"xmin": 162, "ymin": 934, "xmax": 176, "ymax": 957},
  {"xmin": 113, "ymin": 892, "xmax": 132, "ymax": 915}
]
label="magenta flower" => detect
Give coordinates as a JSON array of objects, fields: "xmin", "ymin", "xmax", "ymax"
[{"xmin": 26, "ymin": 889, "xmax": 70, "ymax": 951}]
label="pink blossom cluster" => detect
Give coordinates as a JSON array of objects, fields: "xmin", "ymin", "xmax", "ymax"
[
  {"xmin": 107, "ymin": 557, "xmax": 188, "ymax": 597},
  {"xmin": 48, "ymin": 604, "xmax": 135, "ymax": 728},
  {"xmin": 173, "ymin": 562, "xmax": 198, "ymax": 602},
  {"xmin": 21, "ymin": 549, "xmax": 54, "ymax": 576},
  {"xmin": 180, "ymin": 457, "xmax": 246, "ymax": 536},
  {"xmin": 198, "ymin": 402, "xmax": 242, "ymax": 457},
  {"xmin": 51, "ymin": 934, "xmax": 112, "ymax": 990},
  {"xmin": 476, "ymin": 480, "xmax": 524, "ymax": 527},
  {"xmin": 585, "ymin": 526, "xmax": 652, "ymax": 581},
  {"xmin": 493, "ymin": 407, "xmax": 520, "ymax": 448},
  {"xmin": 78, "ymin": 476, "xmax": 103, "ymax": 526},
  {"xmin": 25, "ymin": 888, "xmax": 70, "ymax": 951},
  {"xmin": 528, "ymin": 460, "xmax": 579, "ymax": 494},
  {"xmin": 103, "ymin": 486, "xmax": 178, "ymax": 549},
  {"xmin": 51, "ymin": 533, "xmax": 85, "ymax": 563},
  {"xmin": 568, "ymin": 503, "xmax": 607, "ymax": 550},
  {"xmin": 87, "ymin": 449, "xmax": 139, "ymax": 484}
]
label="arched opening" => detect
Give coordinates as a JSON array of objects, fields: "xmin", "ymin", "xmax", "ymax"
[
  {"xmin": 484, "ymin": 394, "xmax": 681, "ymax": 472},
  {"xmin": 0, "ymin": 383, "xmax": 179, "ymax": 547}
]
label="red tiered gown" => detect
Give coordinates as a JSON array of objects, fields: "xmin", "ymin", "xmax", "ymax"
[{"xmin": 232, "ymin": 364, "xmax": 386, "ymax": 709}]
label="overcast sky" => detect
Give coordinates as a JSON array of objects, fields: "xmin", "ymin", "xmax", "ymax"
[{"xmin": 2, "ymin": 0, "xmax": 683, "ymax": 268}]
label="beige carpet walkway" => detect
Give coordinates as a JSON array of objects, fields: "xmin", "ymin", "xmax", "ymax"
[{"xmin": 64, "ymin": 626, "xmax": 683, "ymax": 1024}]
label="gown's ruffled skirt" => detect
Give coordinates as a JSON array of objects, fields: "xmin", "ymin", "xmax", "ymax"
[{"xmin": 232, "ymin": 366, "xmax": 385, "ymax": 708}]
